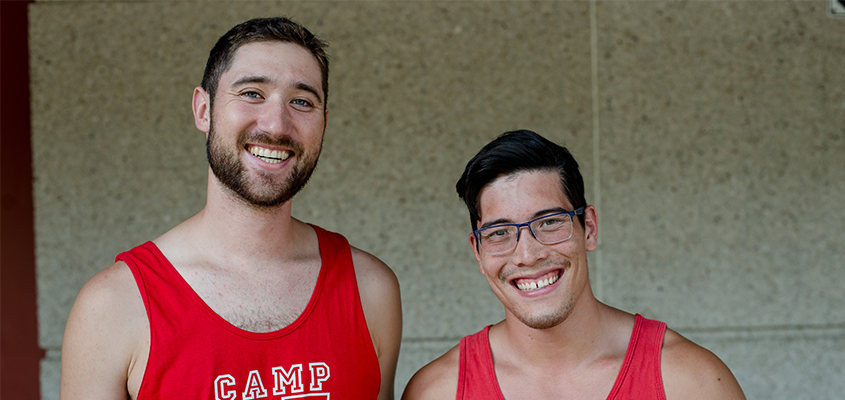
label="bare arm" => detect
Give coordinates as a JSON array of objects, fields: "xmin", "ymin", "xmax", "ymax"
[
  {"xmin": 352, "ymin": 248, "xmax": 403, "ymax": 400},
  {"xmin": 661, "ymin": 329, "xmax": 746, "ymax": 400},
  {"xmin": 401, "ymin": 345, "xmax": 460, "ymax": 400},
  {"xmin": 60, "ymin": 262, "xmax": 148, "ymax": 400}
]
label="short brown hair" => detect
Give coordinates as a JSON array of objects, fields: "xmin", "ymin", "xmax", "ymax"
[{"xmin": 201, "ymin": 17, "xmax": 329, "ymax": 105}]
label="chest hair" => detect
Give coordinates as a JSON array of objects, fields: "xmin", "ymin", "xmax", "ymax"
[{"xmin": 180, "ymin": 260, "xmax": 321, "ymax": 333}]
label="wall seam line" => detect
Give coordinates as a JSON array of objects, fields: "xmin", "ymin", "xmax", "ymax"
[
  {"xmin": 677, "ymin": 323, "xmax": 845, "ymax": 334},
  {"xmin": 401, "ymin": 323, "xmax": 845, "ymax": 344},
  {"xmin": 589, "ymin": 0, "xmax": 603, "ymax": 301}
]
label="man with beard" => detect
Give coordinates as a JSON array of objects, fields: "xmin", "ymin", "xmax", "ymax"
[
  {"xmin": 61, "ymin": 17, "xmax": 401, "ymax": 400},
  {"xmin": 402, "ymin": 130, "xmax": 744, "ymax": 400}
]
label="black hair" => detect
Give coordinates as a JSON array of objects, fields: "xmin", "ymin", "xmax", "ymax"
[{"xmin": 456, "ymin": 129, "xmax": 587, "ymax": 231}]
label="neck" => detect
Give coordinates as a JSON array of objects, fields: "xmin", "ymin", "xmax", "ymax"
[
  {"xmin": 163, "ymin": 170, "xmax": 311, "ymax": 269},
  {"xmin": 499, "ymin": 290, "xmax": 620, "ymax": 370}
]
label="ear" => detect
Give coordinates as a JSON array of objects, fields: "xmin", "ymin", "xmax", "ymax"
[
  {"xmin": 192, "ymin": 86, "xmax": 211, "ymax": 136},
  {"xmin": 583, "ymin": 205, "xmax": 599, "ymax": 252},
  {"xmin": 469, "ymin": 233, "xmax": 484, "ymax": 274}
]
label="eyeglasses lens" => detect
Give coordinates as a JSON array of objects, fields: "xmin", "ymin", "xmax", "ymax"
[{"xmin": 480, "ymin": 213, "xmax": 573, "ymax": 254}]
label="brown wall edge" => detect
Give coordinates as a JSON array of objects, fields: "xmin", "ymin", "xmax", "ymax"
[{"xmin": 1, "ymin": 1, "xmax": 45, "ymax": 399}]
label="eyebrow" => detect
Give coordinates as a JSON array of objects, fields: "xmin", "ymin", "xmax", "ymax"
[
  {"xmin": 479, "ymin": 207, "xmax": 569, "ymax": 230},
  {"xmin": 294, "ymin": 82, "xmax": 323, "ymax": 105},
  {"xmin": 231, "ymin": 75, "xmax": 270, "ymax": 87},
  {"xmin": 230, "ymin": 75, "xmax": 323, "ymax": 105}
]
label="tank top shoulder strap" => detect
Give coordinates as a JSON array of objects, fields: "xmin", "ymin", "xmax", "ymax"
[
  {"xmin": 118, "ymin": 241, "xmax": 195, "ymax": 323},
  {"xmin": 457, "ymin": 326, "xmax": 506, "ymax": 400},
  {"xmin": 117, "ymin": 242, "xmax": 165, "ymax": 303},
  {"xmin": 311, "ymin": 224, "xmax": 348, "ymax": 270},
  {"xmin": 117, "ymin": 241, "xmax": 169, "ymax": 275},
  {"xmin": 310, "ymin": 224, "xmax": 356, "ymax": 293},
  {"xmin": 606, "ymin": 314, "xmax": 668, "ymax": 400}
]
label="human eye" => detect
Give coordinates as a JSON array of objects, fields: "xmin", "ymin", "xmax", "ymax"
[
  {"xmin": 291, "ymin": 98, "xmax": 313, "ymax": 108},
  {"xmin": 240, "ymin": 90, "xmax": 263, "ymax": 100},
  {"xmin": 537, "ymin": 216, "xmax": 567, "ymax": 230},
  {"xmin": 483, "ymin": 227, "xmax": 512, "ymax": 242}
]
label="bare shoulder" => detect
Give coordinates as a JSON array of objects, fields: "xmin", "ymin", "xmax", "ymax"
[
  {"xmin": 351, "ymin": 246, "xmax": 399, "ymax": 286},
  {"xmin": 351, "ymin": 247, "xmax": 402, "ymax": 325},
  {"xmin": 402, "ymin": 344, "xmax": 460, "ymax": 400},
  {"xmin": 350, "ymin": 246, "xmax": 401, "ymax": 322},
  {"xmin": 350, "ymin": 247, "xmax": 402, "ymax": 400},
  {"xmin": 64, "ymin": 261, "xmax": 147, "ymax": 341},
  {"xmin": 661, "ymin": 328, "xmax": 746, "ymax": 400},
  {"xmin": 61, "ymin": 261, "xmax": 149, "ymax": 399}
]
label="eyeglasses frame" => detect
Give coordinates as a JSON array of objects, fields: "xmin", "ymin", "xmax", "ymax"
[{"xmin": 472, "ymin": 206, "xmax": 586, "ymax": 255}]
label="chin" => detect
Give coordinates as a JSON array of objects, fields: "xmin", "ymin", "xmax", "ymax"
[
  {"xmin": 513, "ymin": 299, "xmax": 575, "ymax": 330},
  {"xmin": 517, "ymin": 314, "xmax": 564, "ymax": 330}
]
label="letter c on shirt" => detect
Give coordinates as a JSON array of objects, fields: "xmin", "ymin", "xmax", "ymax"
[{"xmin": 215, "ymin": 374, "xmax": 237, "ymax": 400}]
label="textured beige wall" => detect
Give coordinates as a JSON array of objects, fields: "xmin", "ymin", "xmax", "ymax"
[
  {"xmin": 596, "ymin": 2, "xmax": 845, "ymax": 397},
  {"xmin": 30, "ymin": 1, "xmax": 844, "ymax": 399}
]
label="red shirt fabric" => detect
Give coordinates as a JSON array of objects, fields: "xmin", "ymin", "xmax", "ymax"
[
  {"xmin": 118, "ymin": 225, "xmax": 380, "ymax": 399},
  {"xmin": 457, "ymin": 314, "xmax": 667, "ymax": 400}
]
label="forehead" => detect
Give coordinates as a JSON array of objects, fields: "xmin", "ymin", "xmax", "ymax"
[
  {"xmin": 223, "ymin": 41, "xmax": 323, "ymax": 92},
  {"xmin": 477, "ymin": 170, "xmax": 571, "ymax": 223}
]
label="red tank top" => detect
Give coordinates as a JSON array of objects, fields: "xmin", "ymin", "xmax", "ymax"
[
  {"xmin": 118, "ymin": 225, "xmax": 380, "ymax": 399},
  {"xmin": 457, "ymin": 314, "xmax": 667, "ymax": 400}
]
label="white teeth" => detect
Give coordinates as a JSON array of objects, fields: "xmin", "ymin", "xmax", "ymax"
[
  {"xmin": 248, "ymin": 146, "xmax": 291, "ymax": 163},
  {"xmin": 516, "ymin": 274, "xmax": 560, "ymax": 292}
]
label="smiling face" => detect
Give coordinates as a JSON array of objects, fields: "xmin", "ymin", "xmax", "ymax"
[
  {"xmin": 471, "ymin": 170, "xmax": 598, "ymax": 330},
  {"xmin": 194, "ymin": 41, "xmax": 327, "ymax": 209}
]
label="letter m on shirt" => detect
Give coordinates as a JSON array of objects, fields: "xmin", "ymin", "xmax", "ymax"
[{"xmin": 272, "ymin": 364, "xmax": 304, "ymax": 395}]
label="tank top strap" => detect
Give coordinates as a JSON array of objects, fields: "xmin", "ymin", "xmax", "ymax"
[
  {"xmin": 457, "ymin": 325, "xmax": 506, "ymax": 400},
  {"xmin": 310, "ymin": 224, "xmax": 357, "ymax": 300},
  {"xmin": 311, "ymin": 224, "xmax": 348, "ymax": 269},
  {"xmin": 606, "ymin": 314, "xmax": 668, "ymax": 400},
  {"xmin": 117, "ymin": 241, "xmax": 178, "ymax": 323}
]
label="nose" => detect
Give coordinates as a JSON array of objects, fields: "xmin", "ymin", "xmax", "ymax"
[
  {"xmin": 510, "ymin": 225, "xmax": 547, "ymax": 267},
  {"xmin": 255, "ymin": 98, "xmax": 292, "ymax": 137}
]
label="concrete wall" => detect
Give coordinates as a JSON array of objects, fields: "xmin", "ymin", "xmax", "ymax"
[{"xmin": 30, "ymin": 1, "xmax": 844, "ymax": 398}]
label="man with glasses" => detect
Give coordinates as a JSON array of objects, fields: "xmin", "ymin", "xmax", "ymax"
[{"xmin": 403, "ymin": 130, "xmax": 744, "ymax": 400}]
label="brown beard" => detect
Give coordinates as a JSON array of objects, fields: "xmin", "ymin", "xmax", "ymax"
[{"xmin": 206, "ymin": 119, "xmax": 322, "ymax": 209}]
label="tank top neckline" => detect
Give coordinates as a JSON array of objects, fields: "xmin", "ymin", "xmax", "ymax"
[
  {"xmin": 477, "ymin": 313, "xmax": 646, "ymax": 400},
  {"xmin": 143, "ymin": 224, "xmax": 330, "ymax": 340}
]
